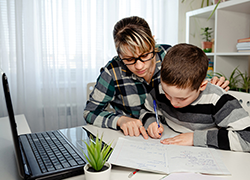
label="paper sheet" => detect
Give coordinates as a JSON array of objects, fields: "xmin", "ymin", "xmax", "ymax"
[
  {"xmin": 108, "ymin": 137, "xmax": 230, "ymax": 175},
  {"xmin": 161, "ymin": 173, "xmax": 225, "ymax": 180}
]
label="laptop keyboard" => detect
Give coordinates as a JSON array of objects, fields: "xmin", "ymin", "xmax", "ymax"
[{"xmin": 26, "ymin": 131, "xmax": 85, "ymax": 173}]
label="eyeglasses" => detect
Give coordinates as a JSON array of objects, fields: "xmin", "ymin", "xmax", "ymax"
[{"xmin": 120, "ymin": 51, "xmax": 155, "ymax": 65}]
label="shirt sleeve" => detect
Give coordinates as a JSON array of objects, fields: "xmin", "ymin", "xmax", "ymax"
[
  {"xmin": 139, "ymin": 93, "xmax": 159, "ymax": 130},
  {"xmin": 194, "ymin": 94, "xmax": 250, "ymax": 152},
  {"xmin": 83, "ymin": 67, "xmax": 122, "ymax": 129}
]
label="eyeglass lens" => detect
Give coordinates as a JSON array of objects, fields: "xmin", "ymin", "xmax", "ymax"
[{"xmin": 122, "ymin": 51, "xmax": 155, "ymax": 65}]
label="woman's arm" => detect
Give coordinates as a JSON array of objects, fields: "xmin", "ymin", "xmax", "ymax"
[
  {"xmin": 83, "ymin": 67, "xmax": 149, "ymax": 139},
  {"xmin": 83, "ymin": 69, "xmax": 120, "ymax": 129}
]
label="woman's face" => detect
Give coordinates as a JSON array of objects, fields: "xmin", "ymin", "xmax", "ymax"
[{"xmin": 120, "ymin": 45, "xmax": 156, "ymax": 80}]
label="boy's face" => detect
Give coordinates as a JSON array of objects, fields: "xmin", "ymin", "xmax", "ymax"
[{"xmin": 161, "ymin": 81, "xmax": 205, "ymax": 108}]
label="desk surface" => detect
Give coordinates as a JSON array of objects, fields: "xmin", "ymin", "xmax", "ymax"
[{"xmin": 1, "ymin": 115, "xmax": 250, "ymax": 180}]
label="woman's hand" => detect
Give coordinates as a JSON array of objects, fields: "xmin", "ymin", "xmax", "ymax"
[
  {"xmin": 211, "ymin": 76, "xmax": 230, "ymax": 91},
  {"xmin": 147, "ymin": 122, "xmax": 164, "ymax": 139},
  {"xmin": 117, "ymin": 116, "xmax": 149, "ymax": 139}
]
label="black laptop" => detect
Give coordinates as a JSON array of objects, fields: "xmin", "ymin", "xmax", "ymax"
[{"xmin": 1, "ymin": 72, "xmax": 103, "ymax": 180}]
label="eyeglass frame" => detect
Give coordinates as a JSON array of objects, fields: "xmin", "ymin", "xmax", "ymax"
[{"xmin": 120, "ymin": 50, "xmax": 155, "ymax": 65}]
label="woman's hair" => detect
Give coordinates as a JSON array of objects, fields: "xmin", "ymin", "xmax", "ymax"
[
  {"xmin": 113, "ymin": 16, "xmax": 156, "ymax": 57},
  {"xmin": 161, "ymin": 43, "xmax": 209, "ymax": 91}
]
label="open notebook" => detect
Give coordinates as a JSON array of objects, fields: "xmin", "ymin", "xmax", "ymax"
[{"xmin": 108, "ymin": 137, "xmax": 231, "ymax": 175}]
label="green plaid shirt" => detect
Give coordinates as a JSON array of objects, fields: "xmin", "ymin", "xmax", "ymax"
[{"xmin": 83, "ymin": 44, "xmax": 171, "ymax": 129}]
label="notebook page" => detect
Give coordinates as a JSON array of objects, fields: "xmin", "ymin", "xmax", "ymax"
[{"xmin": 108, "ymin": 137, "xmax": 230, "ymax": 175}]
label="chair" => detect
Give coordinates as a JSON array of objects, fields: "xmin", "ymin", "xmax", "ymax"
[
  {"xmin": 227, "ymin": 90, "xmax": 250, "ymax": 115},
  {"xmin": 87, "ymin": 82, "xmax": 115, "ymax": 112}
]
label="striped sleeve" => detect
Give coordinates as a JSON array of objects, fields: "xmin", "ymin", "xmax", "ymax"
[
  {"xmin": 194, "ymin": 93, "xmax": 250, "ymax": 152},
  {"xmin": 139, "ymin": 92, "xmax": 158, "ymax": 130}
]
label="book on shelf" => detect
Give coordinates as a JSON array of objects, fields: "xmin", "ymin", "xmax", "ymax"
[
  {"xmin": 237, "ymin": 48, "xmax": 250, "ymax": 51},
  {"xmin": 238, "ymin": 49, "xmax": 250, "ymax": 52},
  {"xmin": 236, "ymin": 42, "xmax": 250, "ymax": 48},
  {"xmin": 237, "ymin": 37, "xmax": 250, "ymax": 43}
]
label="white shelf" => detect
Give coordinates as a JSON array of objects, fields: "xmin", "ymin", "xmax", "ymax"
[
  {"xmin": 186, "ymin": 0, "xmax": 250, "ymax": 78},
  {"xmin": 216, "ymin": 52, "xmax": 250, "ymax": 56},
  {"xmin": 186, "ymin": 5, "xmax": 215, "ymax": 19},
  {"xmin": 218, "ymin": 0, "xmax": 250, "ymax": 14}
]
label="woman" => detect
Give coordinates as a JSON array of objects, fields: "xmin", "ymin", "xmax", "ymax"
[{"xmin": 83, "ymin": 16, "xmax": 229, "ymax": 139}]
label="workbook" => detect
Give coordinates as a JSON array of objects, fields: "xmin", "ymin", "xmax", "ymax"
[{"xmin": 108, "ymin": 137, "xmax": 230, "ymax": 175}]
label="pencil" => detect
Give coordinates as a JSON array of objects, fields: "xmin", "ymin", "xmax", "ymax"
[{"xmin": 128, "ymin": 169, "xmax": 139, "ymax": 178}]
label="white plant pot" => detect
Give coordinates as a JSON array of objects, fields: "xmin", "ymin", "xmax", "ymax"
[{"xmin": 84, "ymin": 162, "xmax": 111, "ymax": 180}]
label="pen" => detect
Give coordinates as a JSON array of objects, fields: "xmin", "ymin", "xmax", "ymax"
[
  {"xmin": 153, "ymin": 100, "xmax": 161, "ymax": 135},
  {"xmin": 128, "ymin": 169, "xmax": 139, "ymax": 178}
]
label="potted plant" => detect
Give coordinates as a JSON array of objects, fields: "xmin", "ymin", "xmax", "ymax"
[
  {"xmin": 201, "ymin": 27, "xmax": 213, "ymax": 53},
  {"xmin": 82, "ymin": 134, "xmax": 113, "ymax": 180},
  {"xmin": 238, "ymin": 69, "xmax": 250, "ymax": 93}
]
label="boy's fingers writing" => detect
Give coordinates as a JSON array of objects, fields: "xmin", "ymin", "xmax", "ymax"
[{"xmin": 147, "ymin": 122, "xmax": 162, "ymax": 139}]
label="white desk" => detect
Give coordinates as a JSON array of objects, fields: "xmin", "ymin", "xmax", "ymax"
[{"xmin": 1, "ymin": 115, "xmax": 250, "ymax": 180}]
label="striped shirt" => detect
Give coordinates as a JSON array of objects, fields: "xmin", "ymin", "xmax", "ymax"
[
  {"xmin": 140, "ymin": 83, "xmax": 250, "ymax": 152},
  {"xmin": 83, "ymin": 44, "xmax": 171, "ymax": 129}
]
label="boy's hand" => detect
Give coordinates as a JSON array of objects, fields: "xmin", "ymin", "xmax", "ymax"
[
  {"xmin": 147, "ymin": 122, "xmax": 164, "ymax": 139},
  {"xmin": 160, "ymin": 132, "xmax": 194, "ymax": 146},
  {"xmin": 117, "ymin": 116, "xmax": 149, "ymax": 139}
]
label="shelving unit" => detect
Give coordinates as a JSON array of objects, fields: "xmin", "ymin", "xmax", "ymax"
[{"xmin": 186, "ymin": 0, "xmax": 250, "ymax": 78}]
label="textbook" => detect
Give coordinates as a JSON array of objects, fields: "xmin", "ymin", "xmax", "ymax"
[
  {"xmin": 108, "ymin": 137, "xmax": 230, "ymax": 175},
  {"xmin": 237, "ymin": 37, "xmax": 250, "ymax": 43}
]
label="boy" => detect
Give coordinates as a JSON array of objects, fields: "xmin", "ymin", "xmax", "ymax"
[{"xmin": 140, "ymin": 43, "xmax": 250, "ymax": 152}]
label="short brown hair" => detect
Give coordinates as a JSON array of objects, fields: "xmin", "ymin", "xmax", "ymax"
[
  {"xmin": 113, "ymin": 16, "xmax": 156, "ymax": 57},
  {"xmin": 161, "ymin": 43, "xmax": 208, "ymax": 91}
]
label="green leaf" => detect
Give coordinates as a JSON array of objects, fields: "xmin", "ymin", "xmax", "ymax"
[
  {"xmin": 201, "ymin": 0, "xmax": 204, "ymax": 8},
  {"xmin": 81, "ymin": 133, "xmax": 113, "ymax": 172},
  {"xmin": 208, "ymin": 0, "xmax": 221, "ymax": 20}
]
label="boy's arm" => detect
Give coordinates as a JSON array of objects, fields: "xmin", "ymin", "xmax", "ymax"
[
  {"xmin": 194, "ymin": 94, "xmax": 250, "ymax": 152},
  {"xmin": 139, "ymin": 93, "xmax": 163, "ymax": 138}
]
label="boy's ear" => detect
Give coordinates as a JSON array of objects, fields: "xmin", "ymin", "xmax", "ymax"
[{"xmin": 200, "ymin": 80, "xmax": 208, "ymax": 91}]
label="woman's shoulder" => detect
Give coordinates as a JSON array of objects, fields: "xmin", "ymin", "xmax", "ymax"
[
  {"xmin": 100, "ymin": 55, "xmax": 130, "ymax": 79},
  {"xmin": 100, "ymin": 56, "xmax": 122, "ymax": 71},
  {"xmin": 156, "ymin": 44, "xmax": 172, "ymax": 51},
  {"xmin": 155, "ymin": 44, "xmax": 172, "ymax": 61}
]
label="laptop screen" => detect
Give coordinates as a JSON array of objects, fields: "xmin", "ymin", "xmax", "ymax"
[{"xmin": 2, "ymin": 72, "xmax": 26, "ymax": 178}]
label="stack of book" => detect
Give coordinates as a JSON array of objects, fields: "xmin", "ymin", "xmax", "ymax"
[{"xmin": 236, "ymin": 37, "xmax": 250, "ymax": 52}]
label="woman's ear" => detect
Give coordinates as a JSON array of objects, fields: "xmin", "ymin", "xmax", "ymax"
[{"xmin": 200, "ymin": 80, "xmax": 208, "ymax": 91}]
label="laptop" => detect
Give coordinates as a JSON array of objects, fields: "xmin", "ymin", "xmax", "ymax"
[{"xmin": 1, "ymin": 71, "xmax": 105, "ymax": 180}]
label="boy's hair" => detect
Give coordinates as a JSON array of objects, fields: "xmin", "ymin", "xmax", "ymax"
[
  {"xmin": 161, "ymin": 43, "xmax": 208, "ymax": 91},
  {"xmin": 113, "ymin": 16, "xmax": 156, "ymax": 57}
]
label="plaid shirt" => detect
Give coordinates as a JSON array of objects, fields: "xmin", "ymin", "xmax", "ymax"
[{"xmin": 83, "ymin": 44, "xmax": 171, "ymax": 129}]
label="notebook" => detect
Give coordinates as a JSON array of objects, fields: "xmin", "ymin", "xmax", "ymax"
[{"xmin": 1, "ymin": 72, "xmax": 104, "ymax": 180}]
